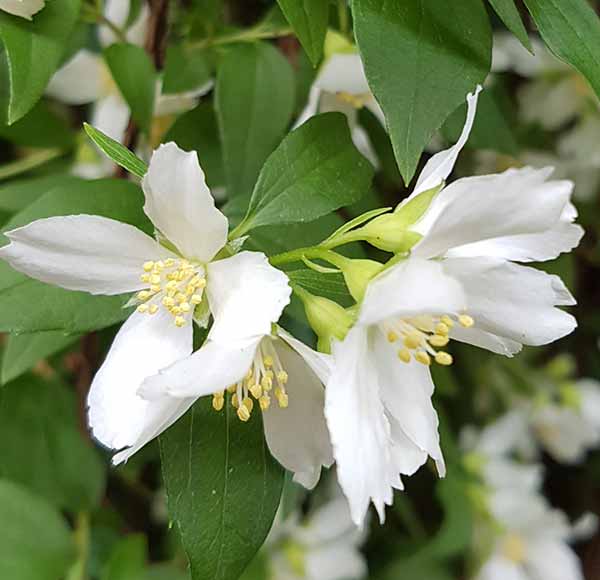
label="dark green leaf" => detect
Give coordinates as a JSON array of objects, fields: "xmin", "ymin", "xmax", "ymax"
[
  {"xmin": 0, "ymin": 0, "xmax": 81, "ymax": 123},
  {"xmin": 287, "ymin": 269, "xmax": 353, "ymax": 304},
  {"xmin": 163, "ymin": 45, "xmax": 212, "ymax": 94},
  {"xmin": 215, "ymin": 42, "xmax": 295, "ymax": 198},
  {"xmin": 276, "ymin": 0, "xmax": 328, "ymax": 66},
  {"xmin": 0, "ymin": 375, "xmax": 105, "ymax": 511},
  {"xmin": 101, "ymin": 535, "xmax": 147, "ymax": 580},
  {"xmin": 523, "ymin": 0, "xmax": 600, "ymax": 101},
  {"xmin": 352, "ymin": 0, "xmax": 492, "ymax": 184},
  {"xmin": 84, "ymin": 123, "xmax": 148, "ymax": 178},
  {"xmin": 0, "ymin": 174, "xmax": 83, "ymax": 213},
  {"xmin": 487, "ymin": 0, "xmax": 532, "ymax": 50},
  {"xmin": 0, "ymin": 480, "xmax": 75, "ymax": 579},
  {"xmin": 160, "ymin": 398, "xmax": 284, "ymax": 580},
  {"xmin": 104, "ymin": 43, "xmax": 156, "ymax": 134},
  {"xmin": 236, "ymin": 113, "xmax": 373, "ymax": 233}
]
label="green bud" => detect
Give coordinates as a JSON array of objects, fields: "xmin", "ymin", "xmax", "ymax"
[
  {"xmin": 352, "ymin": 213, "xmax": 423, "ymax": 253},
  {"xmin": 283, "ymin": 541, "xmax": 306, "ymax": 576},
  {"xmin": 393, "ymin": 183, "xmax": 442, "ymax": 224},
  {"xmin": 340, "ymin": 258, "xmax": 384, "ymax": 302},
  {"xmin": 324, "ymin": 29, "xmax": 356, "ymax": 59},
  {"xmin": 545, "ymin": 354, "xmax": 576, "ymax": 381},
  {"xmin": 462, "ymin": 451, "xmax": 486, "ymax": 477},
  {"xmin": 559, "ymin": 383, "xmax": 582, "ymax": 410}
]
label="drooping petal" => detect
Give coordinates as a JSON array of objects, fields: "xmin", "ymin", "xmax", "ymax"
[
  {"xmin": 0, "ymin": 215, "xmax": 174, "ymax": 295},
  {"xmin": 526, "ymin": 539, "xmax": 584, "ymax": 580},
  {"xmin": 359, "ymin": 258, "xmax": 467, "ymax": 327},
  {"xmin": 325, "ymin": 327, "xmax": 399, "ymax": 526},
  {"xmin": 0, "ymin": 0, "xmax": 45, "ymax": 19},
  {"xmin": 46, "ymin": 49, "xmax": 105, "ymax": 105},
  {"xmin": 142, "ymin": 143, "xmax": 228, "ymax": 262},
  {"xmin": 207, "ymin": 251, "xmax": 291, "ymax": 343},
  {"xmin": 91, "ymin": 94, "xmax": 131, "ymax": 143},
  {"xmin": 449, "ymin": 325, "xmax": 523, "ymax": 357},
  {"xmin": 88, "ymin": 306, "xmax": 193, "ymax": 457},
  {"xmin": 410, "ymin": 85, "xmax": 482, "ymax": 198},
  {"xmin": 443, "ymin": 257, "xmax": 576, "ymax": 349},
  {"xmin": 139, "ymin": 336, "xmax": 260, "ymax": 399},
  {"xmin": 476, "ymin": 556, "xmax": 529, "ymax": 580},
  {"xmin": 315, "ymin": 53, "xmax": 371, "ymax": 95},
  {"xmin": 373, "ymin": 332, "xmax": 445, "ymax": 475},
  {"xmin": 262, "ymin": 336, "xmax": 334, "ymax": 489},
  {"xmin": 412, "ymin": 167, "xmax": 577, "ymax": 260}
]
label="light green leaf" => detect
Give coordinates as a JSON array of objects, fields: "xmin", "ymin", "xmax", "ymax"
[
  {"xmin": 101, "ymin": 535, "xmax": 147, "ymax": 580},
  {"xmin": 215, "ymin": 42, "xmax": 295, "ymax": 198},
  {"xmin": 1, "ymin": 330, "xmax": 79, "ymax": 385},
  {"xmin": 160, "ymin": 398, "xmax": 284, "ymax": 580},
  {"xmin": 0, "ymin": 0, "xmax": 81, "ymax": 124},
  {"xmin": 0, "ymin": 174, "xmax": 82, "ymax": 213},
  {"xmin": 0, "ymin": 375, "xmax": 106, "ymax": 512},
  {"xmin": 0, "ymin": 179, "xmax": 150, "ymax": 334},
  {"xmin": 0, "ymin": 480, "xmax": 75, "ymax": 579},
  {"xmin": 104, "ymin": 43, "xmax": 156, "ymax": 134},
  {"xmin": 276, "ymin": 0, "xmax": 328, "ymax": 66},
  {"xmin": 523, "ymin": 0, "xmax": 600, "ymax": 101},
  {"xmin": 235, "ymin": 113, "xmax": 373, "ymax": 234},
  {"xmin": 84, "ymin": 123, "xmax": 148, "ymax": 178},
  {"xmin": 487, "ymin": 0, "xmax": 532, "ymax": 51},
  {"xmin": 352, "ymin": 0, "xmax": 492, "ymax": 184}
]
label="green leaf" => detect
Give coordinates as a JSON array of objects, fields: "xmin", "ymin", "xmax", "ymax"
[
  {"xmin": 102, "ymin": 536, "xmax": 147, "ymax": 580},
  {"xmin": 84, "ymin": 123, "xmax": 148, "ymax": 178},
  {"xmin": 276, "ymin": 0, "xmax": 328, "ymax": 66},
  {"xmin": 1, "ymin": 330, "xmax": 79, "ymax": 385},
  {"xmin": 523, "ymin": 0, "xmax": 600, "ymax": 101},
  {"xmin": 487, "ymin": 0, "xmax": 532, "ymax": 51},
  {"xmin": 352, "ymin": 0, "xmax": 492, "ymax": 184},
  {"xmin": 0, "ymin": 178, "xmax": 150, "ymax": 334},
  {"xmin": 236, "ymin": 113, "xmax": 373, "ymax": 234},
  {"xmin": 0, "ymin": 174, "xmax": 82, "ymax": 213},
  {"xmin": 104, "ymin": 43, "xmax": 156, "ymax": 134},
  {"xmin": 0, "ymin": 480, "xmax": 75, "ymax": 579},
  {"xmin": 160, "ymin": 398, "xmax": 285, "ymax": 580},
  {"xmin": 163, "ymin": 45, "xmax": 212, "ymax": 94},
  {"xmin": 287, "ymin": 269, "xmax": 353, "ymax": 305},
  {"xmin": 215, "ymin": 42, "xmax": 295, "ymax": 198},
  {"xmin": 0, "ymin": 375, "xmax": 106, "ymax": 511},
  {"xmin": 0, "ymin": 0, "xmax": 81, "ymax": 124}
]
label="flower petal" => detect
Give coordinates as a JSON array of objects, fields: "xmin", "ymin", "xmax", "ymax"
[
  {"xmin": 91, "ymin": 94, "xmax": 131, "ymax": 143},
  {"xmin": 87, "ymin": 306, "xmax": 193, "ymax": 458},
  {"xmin": 326, "ymin": 327, "xmax": 399, "ymax": 526},
  {"xmin": 0, "ymin": 0, "xmax": 45, "ymax": 19},
  {"xmin": 207, "ymin": 251, "xmax": 291, "ymax": 343},
  {"xmin": 359, "ymin": 258, "xmax": 467, "ymax": 327},
  {"xmin": 315, "ymin": 53, "xmax": 370, "ymax": 95},
  {"xmin": 46, "ymin": 50, "xmax": 104, "ymax": 105},
  {"xmin": 99, "ymin": 0, "xmax": 149, "ymax": 47},
  {"xmin": 413, "ymin": 167, "xmax": 577, "ymax": 260},
  {"xmin": 142, "ymin": 143, "xmax": 228, "ymax": 261},
  {"xmin": 443, "ymin": 257, "xmax": 577, "ymax": 349},
  {"xmin": 139, "ymin": 336, "xmax": 260, "ymax": 399},
  {"xmin": 262, "ymin": 335, "xmax": 334, "ymax": 489},
  {"xmin": 476, "ymin": 556, "xmax": 529, "ymax": 580},
  {"xmin": 0, "ymin": 215, "xmax": 174, "ymax": 295},
  {"xmin": 526, "ymin": 539, "xmax": 584, "ymax": 580},
  {"xmin": 411, "ymin": 86, "xmax": 481, "ymax": 198}
]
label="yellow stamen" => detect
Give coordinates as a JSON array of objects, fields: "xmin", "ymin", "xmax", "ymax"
[
  {"xmin": 387, "ymin": 331, "xmax": 398, "ymax": 343},
  {"xmin": 137, "ymin": 290, "xmax": 151, "ymax": 301},
  {"xmin": 137, "ymin": 304, "xmax": 149, "ymax": 313},
  {"xmin": 149, "ymin": 305, "xmax": 159, "ymax": 315},
  {"xmin": 143, "ymin": 261, "xmax": 155, "ymax": 272},
  {"xmin": 259, "ymin": 394, "xmax": 271, "ymax": 410},
  {"xmin": 435, "ymin": 352, "xmax": 453, "ymax": 366},
  {"xmin": 237, "ymin": 405, "xmax": 251, "ymax": 422},
  {"xmin": 435, "ymin": 322, "xmax": 449, "ymax": 336},
  {"xmin": 174, "ymin": 316, "xmax": 185, "ymax": 327},
  {"xmin": 429, "ymin": 335, "xmax": 449, "ymax": 347},
  {"xmin": 415, "ymin": 351, "xmax": 431, "ymax": 366},
  {"xmin": 404, "ymin": 333, "xmax": 422, "ymax": 350},
  {"xmin": 441, "ymin": 315, "xmax": 454, "ymax": 328},
  {"xmin": 459, "ymin": 314, "xmax": 474, "ymax": 328},
  {"xmin": 212, "ymin": 394, "xmax": 224, "ymax": 411},
  {"xmin": 398, "ymin": 349, "xmax": 411, "ymax": 363}
]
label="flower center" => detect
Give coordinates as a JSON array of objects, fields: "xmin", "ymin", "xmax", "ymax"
[
  {"xmin": 212, "ymin": 338, "xmax": 290, "ymax": 422},
  {"xmin": 336, "ymin": 91, "xmax": 371, "ymax": 109},
  {"xmin": 135, "ymin": 259, "xmax": 206, "ymax": 327},
  {"xmin": 381, "ymin": 312, "xmax": 474, "ymax": 366},
  {"xmin": 501, "ymin": 533, "xmax": 527, "ymax": 563}
]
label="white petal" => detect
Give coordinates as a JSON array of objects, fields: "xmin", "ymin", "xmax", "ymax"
[
  {"xmin": 278, "ymin": 327, "xmax": 332, "ymax": 385},
  {"xmin": 444, "ymin": 257, "xmax": 577, "ymax": 349},
  {"xmin": 577, "ymin": 379, "xmax": 600, "ymax": 432},
  {"xmin": 450, "ymin": 324, "xmax": 523, "ymax": 356},
  {"xmin": 351, "ymin": 125, "xmax": 380, "ymax": 168},
  {"xmin": 326, "ymin": 327, "xmax": 398, "ymax": 526},
  {"xmin": 91, "ymin": 94, "xmax": 131, "ymax": 143},
  {"xmin": 526, "ymin": 539, "xmax": 584, "ymax": 580},
  {"xmin": 262, "ymin": 337, "xmax": 334, "ymax": 489},
  {"xmin": 142, "ymin": 143, "xmax": 228, "ymax": 261},
  {"xmin": 139, "ymin": 336, "xmax": 260, "ymax": 399},
  {"xmin": 476, "ymin": 555, "xmax": 529, "ymax": 580},
  {"xmin": 294, "ymin": 84, "xmax": 322, "ymax": 129},
  {"xmin": 46, "ymin": 50, "xmax": 105, "ymax": 105},
  {"xmin": 100, "ymin": 0, "xmax": 149, "ymax": 47},
  {"xmin": 0, "ymin": 215, "xmax": 174, "ymax": 295},
  {"xmin": 411, "ymin": 85, "xmax": 481, "ymax": 197},
  {"xmin": 88, "ymin": 306, "xmax": 193, "ymax": 456},
  {"xmin": 297, "ymin": 496, "xmax": 359, "ymax": 546},
  {"xmin": 315, "ymin": 53, "xmax": 370, "ymax": 95},
  {"xmin": 412, "ymin": 167, "xmax": 576, "ymax": 260},
  {"xmin": 0, "ymin": 0, "xmax": 45, "ymax": 19},
  {"xmin": 476, "ymin": 410, "xmax": 532, "ymax": 457},
  {"xmin": 305, "ymin": 541, "xmax": 368, "ymax": 580},
  {"xmin": 483, "ymin": 458, "xmax": 543, "ymax": 493},
  {"xmin": 373, "ymin": 332, "xmax": 445, "ymax": 475},
  {"xmin": 359, "ymin": 258, "xmax": 467, "ymax": 327},
  {"xmin": 207, "ymin": 251, "xmax": 291, "ymax": 343}
]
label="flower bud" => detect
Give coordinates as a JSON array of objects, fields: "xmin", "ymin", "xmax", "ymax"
[
  {"xmin": 340, "ymin": 258, "xmax": 384, "ymax": 302},
  {"xmin": 352, "ymin": 213, "xmax": 423, "ymax": 253}
]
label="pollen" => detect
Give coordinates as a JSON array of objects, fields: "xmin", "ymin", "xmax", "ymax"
[{"xmin": 459, "ymin": 314, "xmax": 474, "ymax": 328}]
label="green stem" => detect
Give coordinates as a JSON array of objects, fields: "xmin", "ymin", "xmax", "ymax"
[
  {"xmin": 270, "ymin": 246, "xmax": 341, "ymax": 267},
  {"xmin": 65, "ymin": 513, "xmax": 90, "ymax": 580},
  {"xmin": 338, "ymin": 0, "xmax": 350, "ymax": 35},
  {"xmin": 0, "ymin": 149, "xmax": 63, "ymax": 181},
  {"xmin": 188, "ymin": 26, "xmax": 293, "ymax": 51},
  {"xmin": 393, "ymin": 495, "xmax": 427, "ymax": 541},
  {"xmin": 82, "ymin": 3, "xmax": 128, "ymax": 43}
]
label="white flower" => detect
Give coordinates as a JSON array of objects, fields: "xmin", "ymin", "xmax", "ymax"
[
  {"xmin": 326, "ymin": 86, "xmax": 582, "ymax": 526},
  {"xmin": 296, "ymin": 34, "xmax": 384, "ymax": 167},
  {"xmin": 476, "ymin": 491, "xmax": 588, "ymax": 580},
  {"xmin": 0, "ymin": 0, "xmax": 44, "ymax": 19},
  {"xmin": 0, "ymin": 142, "xmax": 292, "ymax": 464}
]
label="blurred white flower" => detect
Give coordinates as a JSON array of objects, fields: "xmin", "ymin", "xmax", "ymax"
[{"xmin": 0, "ymin": 0, "xmax": 44, "ymax": 19}]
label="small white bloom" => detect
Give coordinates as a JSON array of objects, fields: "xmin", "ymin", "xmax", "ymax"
[
  {"xmin": 0, "ymin": 143, "xmax": 289, "ymax": 464},
  {"xmin": 0, "ymin": 0, "xmax": 45, "ymax": 19}
]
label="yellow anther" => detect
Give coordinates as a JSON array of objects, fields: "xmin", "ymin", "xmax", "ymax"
[
  {"xmin": 237, "ymin": 405, "xmax": 251, "ymax": 422},
  {"xmin": 227, "ymin": 384, "xmax": 237, "ymax": 394},
  {"xmin": 231, "ymin": 393, "xmax": 239, "ymax": 407},
  {"xmin": 502, "ymin": 534, "xmax": 526, "ymax": 564},
  {"xmin": 150, "ymin": 285, "xmax": 161, "ymax": 293},
  {"xmin": 441, "ymin": 315, "xmax": 454, "ymax": 328},
  {"xmin": 171, "ymin": 306, "xmax": 182, "ymax": 315},
  {"xmin": 275, "ymin": 388, "xmax": 289, "ymax": 408},
  {"xmin": 175, "ymin": 292, "xmax": 186, "ymax": 303},
  {"xmin": 435, "ymin": 322, "xmax": 450, "ymax": 336},
  {"xmin": 398, "ymin": 349, "xmax": 412, "ymax": 363},
  {"xmin": 137, "ymin": 304, "xmax": 149, "ymax": 313},
  {"xmin": 459, "ymin": 314, "xmax": 474, "ymax": 328},
  {"xmin": 263, "ymin": 356, "xmax": 274, "ymax": 367},
  {"xmin": 174, "ymin": 316, "xmax": 186, "ymax": 327},
  {"xmin": 149, "ymin": 305, "xmax": 159, "ymax": 315},
  {"xmin": 185, "ymin": 285, "xmax": 195, "ymax": 295},
  {"xmin": 162, "ymin": 296, "xmax": 175, "ymax": 307},
  {"xmin": 404, "ymin": 333, "xmax": 422, "ymax": 350},
  {"xmin": 250, "ymin": 384, "xmax": 263, "ymax": 399},
  {"xmin": 243, "ymin": 397, "xmax": 254, "ymax": 412},
  {"xmin": 140, "ymin": 273, "xmax": 151, "ymax": 283},
  {"xmin": 196, "ymin": 278, "xmax": 207, "ymax": 289},
  {"xmin": 212, "ymin": 394, "xmax": 224, "ymax": 411},
  {"xmin": 277, "ymin": 371, "xmax": 288, "ymax": 384},
  {"xmin": 137, "ymin": 290, "xmax": 151, "ymax": 301},
  {"xmin": 166, "ymin": 280, "xmax": 178, "ymax": 291},
  {"xmin": 155, "ymin": 260, "xmax": 165, "ymax": 270},
  {"xmin": 415, "ymin": 351, "xmax": 431, "ymax": 366},
  {"xmin": 167, "ymin": 272, "xmax": 177, "ymax": 281},
  {"xmin": 180, "ymin": 302, "xmax": 191, "ymax": 313},
  {"xmin": 429, "ymin": 334, "xmax": 449, "ymax": 347},
  {"xmin": 387, "ymin": 331, "xmax": 398, "ymax": 343},
  {"xmin": 435, "ymin": 352, "xmax": 453, "ymax": 366},
  {"xmin": 259, "ymin": 394, "xmax": 271, "ymax": 410},
  {"xmin": 191, "ymin": 294, "xmax": 203, "ymax": 305},
  {"xmin": 261, "ymin": 376, "xmax": 273, "ymax": 391},
  {"xmin": 150, "ymin": 274, "xmax": 161, "ymax": 285},
  {"xmin": 264, "ymin": 370, "xmax": 274, "ymax": 379},
  {"xmin": 143, "ymin": 261, "xmax": 154, "ymax": 272},
  {"xmin": 165, "ymin": 259, "xmax": 175, "ymax": 267}
]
